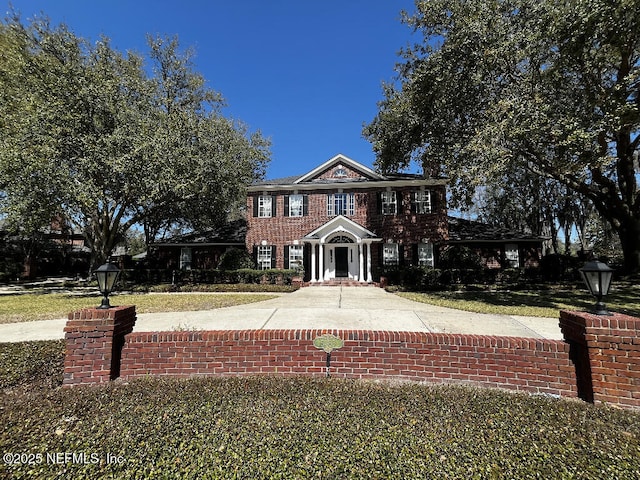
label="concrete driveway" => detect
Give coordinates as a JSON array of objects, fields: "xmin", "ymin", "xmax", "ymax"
[{"xmin": 0, "ymin": 286, "xmax": 564, "ymax": 343}]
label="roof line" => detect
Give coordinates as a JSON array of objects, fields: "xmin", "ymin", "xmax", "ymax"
[{"xmin": 293, "ymin": 154, "xmax": 385, "ymax": 184}]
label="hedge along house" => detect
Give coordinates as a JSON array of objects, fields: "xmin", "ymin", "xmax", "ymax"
[{"xmin": 246, "ymin": 154, "xmax": 449, "ymax": 283}]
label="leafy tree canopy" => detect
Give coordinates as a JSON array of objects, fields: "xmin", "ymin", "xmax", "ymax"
[
  {"xmin": 364, "ymin": 0, "xmax": 640, "ymax": 273},
  {"xmin": 0, "ymin": 14, "xmax": 270, "ymax": 269}
]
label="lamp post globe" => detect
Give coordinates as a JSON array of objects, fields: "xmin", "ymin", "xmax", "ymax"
[
  {"xmin": 579, "ymin": 260, "xmax": 614, "ymax": 316},
  {"xmin": 94, "ymin": 263, "xmax": 121, "ymax": 309}
]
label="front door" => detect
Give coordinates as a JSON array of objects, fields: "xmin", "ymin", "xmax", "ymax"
[{"xmin": 335, "ymin": 247, "xmax": 349, "ymax": 277}]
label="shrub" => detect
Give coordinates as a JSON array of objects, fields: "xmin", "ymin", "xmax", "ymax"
[
  {"xmin": 217, "ymin": 248, "xmax": 255, "ymax": 271},
  {"xmin": 1, "ymin": 375, "xmax": 639, "ymax": 478},
  {"xmin": 439, "ymin": 245, "xmax": 483, "ymax": 270},
  {"xmin": 381, "ymin": 267, "xmax": 541, "ymax": 291},
  {"xmin": 0, "ymin": 340, "xmax": 64, "ymax": 390},
  {"xmin": 1, "ymin": 341, "xmax": 639, "ymax": 478},
  {"xmin": 122, "ymin": 268, "xmax": 298, "ymax": 287}
]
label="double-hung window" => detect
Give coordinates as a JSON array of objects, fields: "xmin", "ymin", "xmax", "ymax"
[
  {"xmin": 257, "ymin": 245, "xmax": 273, "ymax": 270},
  {"xmin": 327, "ymin": 193, "xmax": 355, "ymax": 216},
  {"xmin": 383, "ymin": 243, "xmax": 399, "ymax": 266},
  {"xmin": 288, "ymin": 245, "xmax": 304, "ymax": 270},
  {"xmin": 180, "ymin": 247, "xmax": 192, "ymax": 270},
  {"xmin": 505, "ymin": 244, "xmax": 519, "ymax": 268},
  {"xmin": 258, "ymin": 195, "xmax": 272, "ymax": 218},
  {"xmin": 418, "ymin": 242, "xmax": 434, "ymax": 267},
  {"xmin": 413, "ymin": 190, "xmax": 432, "ymax": 214},
  {"xmin": 381, "ymin": 191, "xmax": 397, "ymax": 215},
  {"xmin": 288, "ymin": 194, "xmax": 304, "ymax": 217}
]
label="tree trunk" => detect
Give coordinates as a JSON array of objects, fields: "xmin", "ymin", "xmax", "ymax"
[{"xmin": 617, "ymin": 216, "xmax": 640, "ymax": 276}]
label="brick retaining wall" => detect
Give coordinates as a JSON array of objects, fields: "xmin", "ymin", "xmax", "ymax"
[
  {"xmin": 119, "ymin": 329, "xmax": 577, "ymax": 398},
  {"xmin": 560, "ymin": 310, "xmax": 640, "ymax": 409},
  {"xmin": 63, "ymin": 308, "xmax": 640, "ymax": 409}
]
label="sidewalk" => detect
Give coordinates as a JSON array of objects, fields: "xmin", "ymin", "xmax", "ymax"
[{"xmin": 0, "ymin": 286, "xmax": 564, "ymax": 343}]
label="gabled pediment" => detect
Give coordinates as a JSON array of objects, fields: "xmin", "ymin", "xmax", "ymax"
[
  {"xmin": 293, "ymin": 154, "xmax": 385, "ymax": 184},
  {"xmin": 303, "ymin": 215, "xmax": 380, "ymax": 243}
]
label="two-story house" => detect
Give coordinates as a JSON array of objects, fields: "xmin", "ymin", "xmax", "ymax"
[{"xmin": 246, "ymin": 154, "xmax": 448, "ymax": 283}]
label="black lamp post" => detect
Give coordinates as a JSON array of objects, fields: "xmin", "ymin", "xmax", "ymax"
[
  {"xmin": 579, "ymin": 260, "xmax": 614, "ymax": 316},
  {"xmin": 95, "ymin": 263, "xmax": 121, "ymax": 309}
]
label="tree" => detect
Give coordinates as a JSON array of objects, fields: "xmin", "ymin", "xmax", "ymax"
[
  {"xmin": 0, "ymin": 15, "xmax": 270, "ymax": 270},
  {"xmin": 476, "ymin": 172, "xmax": 559, "ymax": 253},
  {"xmin": 476, "ymin": 171, "xmax": 597, "ymax": 256},
  {"xmin": 364, "ymin": 0, "xmax": 640, "ymax": 274}
]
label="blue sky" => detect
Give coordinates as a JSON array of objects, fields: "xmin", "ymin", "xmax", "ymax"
[{"xmin": 7, "ymin": 0, "xmax": 418, "ymax": 180}]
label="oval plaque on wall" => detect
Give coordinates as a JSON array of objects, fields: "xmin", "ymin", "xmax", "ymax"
[{"xmin": 313, "ymin": 334, "xmax": 344, "ymax": 354}]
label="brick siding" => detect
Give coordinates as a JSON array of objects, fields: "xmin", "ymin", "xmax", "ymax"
[
  {"xmin": 246, "ymin": 186, "xmax": 448, "ymax": 270},
  {"xmin": 63, "ymin": 306, "xmax": 136, "ymax": 386},
  {"xmin": 118, "ymin": 329, "xmax": 577, "ymax": 398},
  {"xmin": 64, "ymin": 308, "xmax": 640, "ymax": 410},
  {"xmin": 560, "ymin": 310, "xmax": 640, "ymax": 409}
]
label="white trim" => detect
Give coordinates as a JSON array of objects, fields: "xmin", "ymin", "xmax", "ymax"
[
  {"xmin": 383, "ymin": 243, "xmax": 399, "ymax": 266},
  {"xmin": 303, "ymin": 215, "xmax": 379, "ymax": 243},
  {"xmin": 258, "ymin": 195, "xmax": 272, "ymax": 217},
  {"xmin": 248, "ymin": 178, "xmax": 447, "ymax": 193},
  {"xmin": 257, "ymin": 245, "xmax": 272, "ymax": 270},
  {"xmin": 380, "ymin": 191, "xmax": 397, "ymax": 215},
  {"xmin": 418, "ymin": 242, "xmax": 435, "ymax": 267},
  {"xmin": 293, "ymin": 154, "xmax": 385, "ymax": 184},
  {"xmin": 288, "ymin": 193, "xmax": 304, "ymax": 217},
  {"xmin": 180, "ymin": 247, "xmax": 192, "ymax": 270},
  {"xmin": 303, "ymin": 217, "xmax": 380, "ymax": 282}
]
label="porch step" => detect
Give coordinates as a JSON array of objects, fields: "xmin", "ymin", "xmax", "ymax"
[{"xmin": 303, "ymin": 280, "xmax": 379, "ymax": 287}]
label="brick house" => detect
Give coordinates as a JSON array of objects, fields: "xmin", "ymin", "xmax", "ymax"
[
  {"xmin": 149, "ymin": 219, "xmax": 246, "ymax": 271},
  {"xmin": 246, "ymin": 154, "xmax": 448, "ymax": 283}
]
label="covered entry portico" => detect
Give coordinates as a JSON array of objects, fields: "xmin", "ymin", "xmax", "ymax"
[{"xmin": 302, "ymin": 216, "xmax": 380, "ymax": 283}]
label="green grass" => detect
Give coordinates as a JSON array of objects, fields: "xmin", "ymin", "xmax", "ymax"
[
  {"xmin": 399, "ymin": 283, "xmax": 640, "ymax": 318},
  {"xmin": 0, "ymin": 293, "xmax": 279, "ymax": 324},
  {"xmin": 1, "ymin": 340, "xmax": 639, "ymax": 479}
]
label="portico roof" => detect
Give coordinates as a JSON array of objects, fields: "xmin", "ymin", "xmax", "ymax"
[{"xmin": 302, "ymin": 215, "xmax": 380, "ymax": 243}]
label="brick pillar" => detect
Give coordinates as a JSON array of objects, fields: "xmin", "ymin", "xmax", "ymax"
[
  {"xmin": 63, "ymin": 306, "xmax": 136, "ymax": 386},
  {"xmin": 559, "ymin": 310, "xmax": 640, "ymax": 410}
]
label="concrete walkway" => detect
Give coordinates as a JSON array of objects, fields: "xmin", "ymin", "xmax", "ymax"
[{"xmin": 0, "ymin": 286, "xmax": 564, "ymax": 343}]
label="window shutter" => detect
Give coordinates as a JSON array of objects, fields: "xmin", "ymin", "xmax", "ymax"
[
  {"xmin": 398, "ymin": 244, "xmax": 405, "ymax": 266},
  {"xmin": 253, "ymin": 197, "xmax": 259, "ymax": 217},
  {"xmin": 303, "ymin": 195, "xmax": 309, "ymax": 216},
  {"xmin": 411, "ymin": 192, "xmax": 417, "ymax": 214},
  {"xmin": 412, "ymin": 244, "xmax": 419, "ymax": 265},
  {"xmin": 252, "ymin": 246, "xmax": 258, "ymax": 266},
  {"xmin": 284, "ymin": 196, "xmax": 290, "ymax": 217},
  {"xmin": 271, "ymin": 195, "xmax": 276, "ymax": 217},
  {"xmin": 284, "ymin": 245, "xmax": 290, "ymax": 269},
  {"xmin": 430, "ymin": 190, "xmax": 437, "ymax": 213},
  {"xmin": 377, "ymin": 192, "xmax": 383, "ymax": 214},
  {"xmin": 396, "ymin": 191, "xmax": 401, "ymax": 215},
  {"xmin": 271, "ymin": 246, "xmax": 277, "ymax": 269}
]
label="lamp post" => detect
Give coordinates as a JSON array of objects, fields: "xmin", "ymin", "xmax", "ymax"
[
  {"xmin": 94, "ymin": 263, "xmax": 121, "ymax": 309},
  {"xmin": 579, "ymin": 260, "xmax": 614, "ymax": 316}
]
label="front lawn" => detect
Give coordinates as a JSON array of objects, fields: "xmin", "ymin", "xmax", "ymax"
[
  {"xmin": 0, "ymin": 293, "xmax": 279, "ymax": 324},
  {"xmin": 1, "ymin": 341, "xmax": 639, "ymax": 479},
  {"xmin": 399, "ymin": 283, "xmax": 640, "ymax": 318}
]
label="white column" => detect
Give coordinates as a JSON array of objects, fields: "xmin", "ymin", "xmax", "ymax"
[
  {"xmin": 358, "ymin": 243, "xmax": 364, "ymax": 282},
  {"xmin": 318, "ymin": 243, "xmax": 324, "ymax": 282},
  {"xmin": 310, "ymin": 243, "xmax": 316, "ymax": 282},
  {"xmin": 366, "ymin": 242, "xmax": 372, "ymax": 283}
]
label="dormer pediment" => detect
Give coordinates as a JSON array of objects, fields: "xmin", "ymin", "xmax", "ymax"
[{"xmin": 293, "ymin": 154, "xmax": 385, "ymax": 184}]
